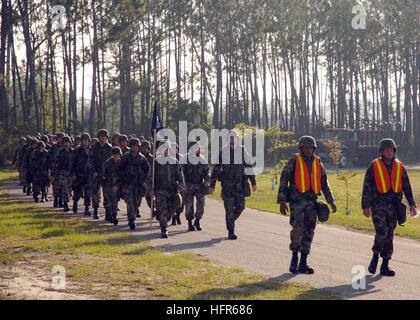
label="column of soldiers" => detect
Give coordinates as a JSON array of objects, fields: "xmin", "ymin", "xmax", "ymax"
[{"xmin": 13, "ymin": 130, "xmax": 417, "ymax": 276}]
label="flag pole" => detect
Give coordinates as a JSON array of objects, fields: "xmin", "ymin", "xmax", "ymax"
[{"xmin": 150, "ymin": 99, "xmax": 158, "ymax": 230}]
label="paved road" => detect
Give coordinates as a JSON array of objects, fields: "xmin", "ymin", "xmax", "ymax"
[{"xmin": 4, "ymin": 183, "xmax": 420, "ymax": 300}]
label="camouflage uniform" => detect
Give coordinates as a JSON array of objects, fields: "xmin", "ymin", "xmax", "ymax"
[
  {"xmin": 71, "ymin": 142, "xmax": 92, "ymax": 214},
  {"xmin": 277, "ymin": 136, "xmax": 335, "ymax": 274},
  {"xmin": 362, "ymin": 139, "xmax": 416, "ymax": 276},
  {"xmin": 210, "ymin": 141, "xmax": 256, "ymax": 239},
  {"xmin": 22, "ymin": 140, "xmax": 37, "ymax": 195},
  {"xmin": 12, "ymin": 138, "xmax": 27, "ymax": 185},
  {"xmin": 140, "ymin": 142, "xmax": 154, "ymax": 211},
  {"xmin": 53, "ymin": 143, "xmax": 74, "ymax": 209},
  {"xmin": 277, "ymin": 154, "xmax": 334, "ymax": 255},
  {"xmin": 118, "ymin": 139, "xmax": 150, "ymax": 228},
  {"xmin": 102, "ymin": 148, "xmax": 122, "ymax": 224},
  {"xmin": 31, "ymin": 142, "xmax": 50, "ymax": 202},
  {"xmin": 181, "ymin": 141, "xmax": 210, "ymax": 231},
  {"xmin": 147, "ymin": 151, "xmax": 185, "ymax": 238},
  {"xmin": 89, "ymin": 137, "xmax": 113, "ymax": 216},
  {"xmin": 49, "ymin": 134, "xmax": 64, "ymax": 205}
]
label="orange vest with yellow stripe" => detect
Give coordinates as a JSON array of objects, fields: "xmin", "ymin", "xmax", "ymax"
[
  {"xmin": 293, "ymin": 153, "xmax": 322, "ymax": 194},
  {"xmin": 372, "ymin": 158, "xmax": 403, "ymax": 193}
]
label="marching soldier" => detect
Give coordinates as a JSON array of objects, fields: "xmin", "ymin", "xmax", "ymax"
[
  {"xmin": 170, "ymin": 142, "xmax": 184, "ymax": 225},
  {"xmin": 52, "ymin": 136, "xmax": 74, "ymax": 212},
  {"xmin": 140, "ymin": 140, "xmax": 155, "ymax": 215},
  {"xmin": 111, "ymin": 133, "xmax": 120, "ymax": 147},
  {"xmin": 22, "ymin": 138, "xmax": 37, "ymax": 196},
  {"xmin": 209, "ymin": 130, "xmax": 257, "ymax": 240},
  {"xmin": 102, "ymin": 147, "xmax": 122, "ymax": 225},
  {"xmin": 50, "ymin": 132, "xmax": 65, "ymax": 207},
  {"xmin": 119, "ymin": 138, "xmax": 150, "ymax": 229},
  {"xmin": 118, "ymin": 134, "xmax": 130, "ymax": 155},
  {"xmin": 277, "ymin": 136, "xmax": 337, "ymax": 274},
  {"xmin": 31, "ymin": 142, "xmax": 50, "ymax": 203},
  {"xmin": 181, "ymin": 140, "xmax": 210, "ymax": 232},
  {"xmin": 147, "ymin": 141, "xmax": 185, "ymax": 238},
  {"xmin": 89, "ymin": 129, "xmax": 112, "ymax": 220},
  {"xmin": 362, "ymin": 138, "xmax": 418, "ymax": 276},
  {"xmin": 71, "ymin": 133, "xmax": 93, "ymax": 216}
]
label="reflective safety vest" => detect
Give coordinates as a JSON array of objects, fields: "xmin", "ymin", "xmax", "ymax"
[
  {"xmin": 372, "ymin": 158, "xmax": 403, "ymax": 193},
  {"xmin": 293, "ymin": 153, "xmax": 322, "ymax": 194}
]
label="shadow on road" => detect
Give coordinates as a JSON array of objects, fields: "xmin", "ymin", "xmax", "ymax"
[
  {"xmin": 297, "ymin": 274, "xmax": 383, "ymax": 300},
  {"xmin": 154, "ymin": 237, "xmax": 226, "ymax": 252}
]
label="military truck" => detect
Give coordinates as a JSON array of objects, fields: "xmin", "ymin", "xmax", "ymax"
[{"xmin": 316, "ymin": 128, "xmax": 408, "ymax": 168}]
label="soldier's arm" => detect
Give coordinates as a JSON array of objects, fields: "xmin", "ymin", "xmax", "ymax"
[
  {"xmin": 361, "ymin": 163, "xmax": 374, "ymax": 209},
  {"xmin": 202, "ymin": 163, "xmax": 210, "ymax": 185},
  {"xmin": 176, "ymin": 161, "xmax": 185, "ymax": 191},
  {"xmin": 277, "ymin": 158, "xmax": 294, "ymax": 203},
  {"xmin": 210, "ymin": 151, "xmax": 222, "ymax": 188},
  {"xmin": 402, "ymin": 167, "xmax": 416, "ymax": 207},
  {"xmin": 320, "ymin": 162, "xmax": 335, "ymax": 204},
  {"xmin": 243, "ymin": 149, "xmax": 256, "ymax": 186},
  {"xmin": 146, "ymin": 163, "xmax": 153, "ymax": 193}
]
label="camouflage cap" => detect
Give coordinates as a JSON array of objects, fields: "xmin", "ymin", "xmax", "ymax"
[
  {"xmin": 379, "ymin": 138, "xmax": 397, "ymax": 152},
  {"xmin": 62, "ymin": 136, "xmax": 71, "ymax": 143},
  {"xmin": 112, "ymin": 133, "xmax": 120, "ymax": 140},
  {"xmin": 139, "ymin": 136, "xmax": 145, "ymax": 141},
  {"xmin": 128, "ymin": 138, "xmax": 140, "ymax": 147},
  {"xmin": 97, "ymin": 129, "xmax": 109, "ymax": 138},
  {"xmin": 41, "ymin": 135, "xmax": 49, "ymax": 143},
  {"xmin": 112, "ymin": 146, "xmax": 122, "ymax": 155},
  {"xmin": 118, "ymin": 134, "xmax": 128, "ymax": 142},
  {"xmin": 81, "ymin": 133, "xmax": 91, "ymax": 141},
  {"xmin": 56, "ymin": 132, "xmax": 65, "ymax": 139},
  {"xmin": 75, "ymin": 136, "xmax": 81, "ymax": 142},
  {"xmin": 298, "ymin": 136, "xmax": 317, "ymax": 150},
  {"xmin": 90, "ymin": 138, "xmax": 99, "ymax": 146},
  {"xmin": 141, "ymin": 140, "xmax": 151, "ymax": 149},
  {"xmin": 187, "ymin": 140, "xmax": 200, "ymax": 150},
  {"xmin": 20, "ymin": 137, "xmax": 27, "ymax": 142}
]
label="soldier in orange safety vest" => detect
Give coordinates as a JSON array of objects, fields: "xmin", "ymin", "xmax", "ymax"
[
  {"xmin": 277, "ymin": 136, "xmax": 337, "ymax": 274},
  {"xmin": 362, "ymin": 138, "xmax": 417, "ymax": 276}
]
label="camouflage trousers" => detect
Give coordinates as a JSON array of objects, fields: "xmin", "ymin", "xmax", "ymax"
[
  {"xmin": 371, "ymin": 206, "xmax": 398, "ymax": 259},
  {"xmin": 91, "ymin": 177, "xmax": 107, "ymax": 209},
  {"xmin": 18, "ymin": 166, "xmax": 25, "ymax": 184},
  {"xmin": 289, "ymin": 200, "xmax": 317, "ymax": 255},
  {"xmin": 122, "ymin": 186, "xmax": 141, "ymax": 221},
  {"xmin": 103, "ymin": 186, "xmax": 119, "ymax": 219},
  {"xmin": 155, "ymin": 190, "xmax": 181, "ymax": 228},
  {"xmin": 57, "ymin": 174, "xmax": 72, "ymax": 203},
  {"xmin": 32, "ymin": 174, "xmax": 49, "ymax": 198},
  {"xmin": 184, "ymin": 184, "xmax": 205, "ymax": 221},
  {"xmin": 52, "ymin": 176, "xmax": 61, "ymax": 197},
  {"xmin": 221, "ymin": 183, "xmax": 246, "ymax": 232},
  {"xmin": 72, "ymin": 176, "xmax": 92, "ymax": 207}
]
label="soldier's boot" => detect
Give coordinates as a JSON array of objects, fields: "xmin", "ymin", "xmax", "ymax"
[
  {"xmin": 171, "ymin": 216, "xmax": 177, "ymax": 226},
  {"xmin": 112, "ymin": 215, "xmax": 118, "ymax": 226},
  {"xmin": 44, "ymin": 193, "xmax": 49, "ymax": 202},
  {"xmin": 53, "ymin": 196, "xmax": 59, "ymax": 208},
  {"xmin": 63, "ymin": 202, "xmax": 70, "ymax": 212},
  {"xmin": 26, "ymin": 185, "xmax": 31, "ymax": 195},
  {"xmin": 227, "ymin": 222, "xmax": 237, "ymax": 240},
  {"xmin": 289, "ymin": 251, "xmax": 299, "ymax": 274},
  {"xmin": 187, "ymin": 220, "xmax": 195, "ymax": 231},
  {"xmin": 161, "ymin": 226, "xmax": 168, "ymax": 238},
  {"xmin": 104, "ymin": 208, "xmax": 110, "ymax": 222},
  {"xmin": 58, "ymin": 197, "xmax": 63, "ymax": 208},
  {"xmin": 93, "ymin": 207, "xmax": 99, "ymax": 219},
  {"xmin": 34, "ymin": 195, "xmax": 39, "ymax": 203},
  {"xmin": 40, "ymin": 196, "xmax": 45, "ymax": 203},
  {"xmin": 73, "ymin": 201, "xmax": 78, "ymax": 214},
  {"xmin": 176, "ymin": 213, "xmax": 182, "ymax": 225},
  {"xmin": 128, "ymin": 218, "xmax": 136, "ymax": 230},
  {"xmin": 380, "ymin": 258, "xmax": 395, "ymax": 277},
  {"xmin": 136, "ymin": 209, "xmax": 141, "ymax": 218},
  {"xmin": 194, "ymin": 218, "xmax": 202, "ymax": 231},
  {"xmin": 84, "ymin": 206, "xmax": 91, "ymax": 217},
  {"xmin": 368, "ymin": 253, "xmax": 379, "ymax": 274},
  {"xmin": 298, "ymin": 253, "xmax": 314, "ymax": 274},
  {"xmin": 23, "ymin": 185, "xmax": 26, "ymax": 193}
]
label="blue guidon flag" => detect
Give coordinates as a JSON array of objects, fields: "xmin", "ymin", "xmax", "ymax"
[{"xmin": 151, "ymin": 99, "xmax": 163, "ymax": 136}]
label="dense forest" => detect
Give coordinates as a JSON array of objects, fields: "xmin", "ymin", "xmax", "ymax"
[{"xmin": 0, "ymin": 0, "xmax": 419, "ymax": 153}]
